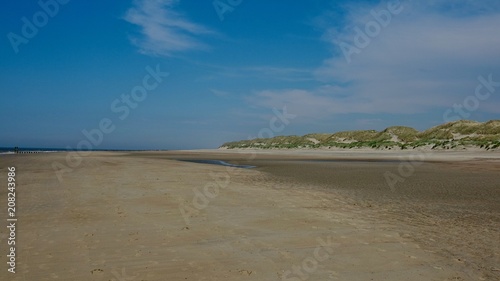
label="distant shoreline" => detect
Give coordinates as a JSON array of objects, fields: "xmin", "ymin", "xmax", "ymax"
[
  {"xmin": 0, "ymin": 148, "xmax": 170, "ymax": 155},
  {"xmin": 128, "ymin": 148, "xmax": 500, "ymax": 163}
]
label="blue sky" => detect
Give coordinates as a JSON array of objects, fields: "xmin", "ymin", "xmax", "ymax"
[{"xmin": 1, "ymin": 0, "xmax": 500, "ymax": 150}]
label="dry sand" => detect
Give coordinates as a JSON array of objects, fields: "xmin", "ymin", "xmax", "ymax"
[{"xmin": 0, "ymin": 150, "xmax": 499, "ymax": 280}]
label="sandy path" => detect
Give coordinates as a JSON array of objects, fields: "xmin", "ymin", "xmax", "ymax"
[{"xmin": 0, "ymin": 152, "xmax": 489, "ymax": 280}]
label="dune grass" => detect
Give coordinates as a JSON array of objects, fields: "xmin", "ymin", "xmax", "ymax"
[{"xmin": 221, "ymin": 120, "xmax": 500, "ymax": 150}]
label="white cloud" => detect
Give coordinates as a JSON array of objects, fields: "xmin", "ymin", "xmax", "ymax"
[
  {"xmin": 248, "ymin": 0, "xmax": 500, "ymax": 119},
  {"xmin": 124, "ymin": 0, "xmax": 214, "ymax": 56},
  {"xmin": 210, "ymin": 89, "xmax": 229, "ymax": 97}
]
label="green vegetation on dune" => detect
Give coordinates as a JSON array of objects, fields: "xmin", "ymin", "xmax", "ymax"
[
  {"xmin": 220, "ymin": 120, "xmax": 500, "ymax": 150},
  {"xmin": 383, "ymin": 126, "xmax": 419, "ymax": 142}
]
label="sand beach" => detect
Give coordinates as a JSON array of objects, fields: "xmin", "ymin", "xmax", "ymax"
[{"xmin": 0, "ymin": 150, "xmax": 499, "ymax": 280}]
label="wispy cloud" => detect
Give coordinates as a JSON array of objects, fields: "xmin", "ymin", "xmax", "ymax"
[
  {"xmin": 124, "ymin": 0, "xmax": 214, "ymax": 56},
  {"xmin": 210, "ymin": 89, "xmax": 230, "ymax": 97},
  {"xmin": 248, "ymin": 0, "xmax": 500, "ymax": 118},
  {"xmin": 247, "ymin": 86, "xmax": 409, "ymax": 120},
  {"xmin": 243, "ymin": 66, "xmax": 315, "ymax": 82},
  {"xmin": 190, "ymin": 62, "xmax": 315, "ymax": 82}
]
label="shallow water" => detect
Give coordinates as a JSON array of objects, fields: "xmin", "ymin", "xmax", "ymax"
[{"xmin": 177, "ymin": 159, "xmax": 256, "ymax": 169}]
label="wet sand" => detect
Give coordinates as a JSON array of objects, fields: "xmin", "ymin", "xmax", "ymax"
[{"xmin": 0, "ymin": 150, "xmax": 499, "ymax": 280}]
